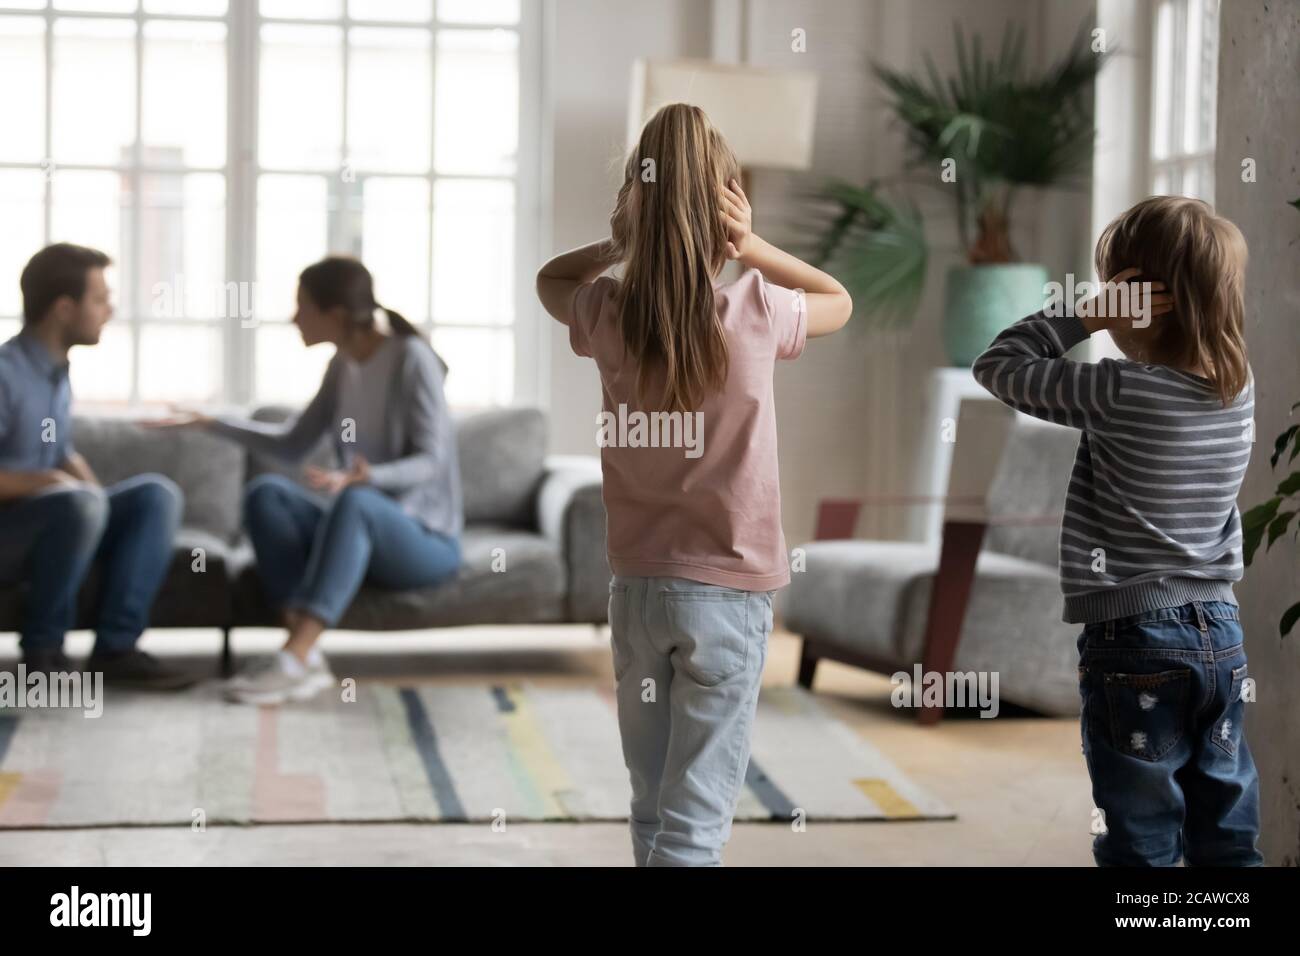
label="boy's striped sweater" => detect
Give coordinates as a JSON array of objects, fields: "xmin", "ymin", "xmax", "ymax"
[{"xmin": 973, "ymin": 311, "xmax": 1254, "ymax": 624}]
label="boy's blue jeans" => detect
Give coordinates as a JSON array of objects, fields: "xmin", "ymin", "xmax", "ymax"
[
  {"xmin": 1077, "ymin": 600, "xmax": 1263, "ymax": 866},
  {"xmin": 0, "ymin": 475, "xmax": 182, "ymax": 656},
  {"xmin": 608, "ymin": 575, "xmax": 774, "ymax": 867},
  {"xmin": 242, "ymin": 474, "xmax": 460, "ymax": 627}
]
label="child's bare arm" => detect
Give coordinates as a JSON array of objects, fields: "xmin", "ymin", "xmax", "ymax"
[
  {"xmin": 721, "ymin": 180, "xmax": 852, "ymax": 338},
  {"xmin": 536, "ymin": 240, "xmax": 618, "ymax": 326}
]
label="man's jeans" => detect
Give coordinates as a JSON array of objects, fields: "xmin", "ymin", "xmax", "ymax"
[
  {"xmin": 1077, "ymin": 600, "xmax": 1263, "ymax": 866},
  {"xmin": 0, "ymin": 475, "xmax": 182, "ymax": 656},
  {"xmin": 609, "ymin": 575, "xmax": 774, "ymax": 867},
  {"xmin": 242, "ymin": 474, "xmax": 461, "ymax": 627}
]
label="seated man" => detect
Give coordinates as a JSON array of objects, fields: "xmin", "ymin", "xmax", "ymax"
[{"xmin": 0, "ymin": 243, "xmax": 193, "ymax": 689}]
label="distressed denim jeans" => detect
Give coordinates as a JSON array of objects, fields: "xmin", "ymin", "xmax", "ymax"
[
  {"xmin": 1077, "ymin": 600, "xmax": 1263, "ymax": 866},
  {"xmin": 609, "ymin": 575, "xmax": 774, "ymax": 867}
]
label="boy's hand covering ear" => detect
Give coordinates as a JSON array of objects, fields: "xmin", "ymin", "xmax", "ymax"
[{"xmin": 1078, "ymin": 267, "xmax": 1174, "ymax": 333}]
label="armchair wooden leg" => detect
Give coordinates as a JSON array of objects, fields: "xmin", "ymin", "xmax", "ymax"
[
  {"xmin": 917, "ymin": 520, "xmax": 987, "ymax": 725},
  {"xmin": 797, "ymin": 639, "xmax": 818, "ymax": 690},
  {"xmin": 221, "ymin": 627, "xmax": 233, "ymax": 678}
]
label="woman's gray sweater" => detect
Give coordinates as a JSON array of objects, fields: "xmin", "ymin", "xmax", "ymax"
[{"xmin": 209, "ymin": 334, "xmax": 463, "ymax": 539}]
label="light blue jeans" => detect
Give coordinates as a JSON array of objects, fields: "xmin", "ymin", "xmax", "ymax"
[{"xmin": 608, "ymin": 575, "xmax": 774, "ymax": 867}]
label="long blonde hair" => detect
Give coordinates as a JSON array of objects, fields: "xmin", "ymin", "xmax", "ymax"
[
  {"xmin": 609, "ymin": 103, "xmax": 741, "ymax": 413},
  {"xmin": 1095, "ymin": 196, "xmax": 1249, "ymax": 406}
]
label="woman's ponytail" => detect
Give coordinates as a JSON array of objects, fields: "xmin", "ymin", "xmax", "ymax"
[{"xmin": 379, "ymin": 304, "xmax": 422, "ymax": 339}]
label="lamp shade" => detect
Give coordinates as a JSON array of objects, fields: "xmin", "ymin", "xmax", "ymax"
[{"xmin": 628, "ymin": 58, "xmax": 818, "ymax": 171}]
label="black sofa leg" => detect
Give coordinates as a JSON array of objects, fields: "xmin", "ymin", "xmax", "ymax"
[
  {"xmin": 797, "ymin": 640, "xmax": 818, "ymax": 690},
  {"xmin": 221, "ymin": 627, "xmax": 233, "ymax": 678}
]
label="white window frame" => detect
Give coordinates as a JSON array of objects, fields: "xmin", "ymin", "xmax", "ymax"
[
  {"xmin": 0, "ymin": 0, "xmax": 543, "ymax": 410},
  {"xmin": 1089, "ymin": 0, "xmax": 1220, "ymax": 362},
  {"xmin": 1148, "ymin": 0, "xmax": 1219, "ymax": 201}
]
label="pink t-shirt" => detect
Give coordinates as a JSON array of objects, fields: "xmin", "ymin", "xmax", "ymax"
[{"xmin": 569, "ymin": 267, "xmax": 807, "ymax": 591}]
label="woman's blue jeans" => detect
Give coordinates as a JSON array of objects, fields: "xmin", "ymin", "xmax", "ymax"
[
  {"xmin": 242, "ymin": 474, "xmax": 460, "ymax": 627},
  {"xmin": 1077, "ymin": 600, "xmax": 1263, "ymax": 867}
]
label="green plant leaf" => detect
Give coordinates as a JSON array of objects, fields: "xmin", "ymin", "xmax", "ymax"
[
  {"xmin": 1242, "ymin": 497, "xmax": 1281, "ymax": 566},
  {"xmin": 803, "ymin": 181, "xmax": 928, "ymax": 328},
  {"xmin": 1242, "ymin": 497, "xmax": 1281, "ymax": 528},
  {"xmin": 1271, "ymin": 424, "xmax": 1299, "ymax": 468},
  {"xmin": 1267, "ymin": 511, "xmax": 1296, "ymax": 550},
  {"xmin": 864, "ymin": 20, "xmax": 1105, "ymax": 264},
  {"xmin": 1277, "ymin": 471, "xmax": 1300, "ymax": 496},
  {"xmin": 1281, "ymin": 601, "xmax": 1300, "ymax": 638}
]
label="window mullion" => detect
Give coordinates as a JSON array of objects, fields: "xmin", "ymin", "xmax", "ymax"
[
  {"xmin": 428, "ymin": 19, "xmax": 439, "ymax": 332},
  {"xmin": 42, "ymin": 5, "xmax": 52, "ymax": 245},
  {"xmin": 335, "ymin": 13, "xmax": 352, "ymax": 256},
  {"xmin": 130, "ymin": 4, "xmax": 143, "ymax": 404},
  {"xmin": 227, "ymin": 0, "xmax": 257, "ymax": 405}
]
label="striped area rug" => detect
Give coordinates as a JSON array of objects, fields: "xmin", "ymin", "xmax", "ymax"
[{"xmin": 0, "ymin": 682, "xmax": 953, "ymax": 827}]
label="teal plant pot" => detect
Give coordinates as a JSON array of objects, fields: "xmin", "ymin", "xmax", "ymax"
[{"xmin": 942, "ymin": 263, "xmax": 1049, "ymax": 366}]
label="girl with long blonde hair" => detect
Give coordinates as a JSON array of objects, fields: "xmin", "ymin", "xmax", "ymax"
[{"xmin": 537, "ymin": 103, "xmax": 851, "ymax": 866}]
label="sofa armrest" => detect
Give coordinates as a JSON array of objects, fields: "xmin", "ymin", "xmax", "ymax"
[{"xmin": 537, "ymin": 455, "xmax": 609, "ymax": 622}]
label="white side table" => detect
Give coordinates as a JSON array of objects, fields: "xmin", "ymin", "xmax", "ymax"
[{"xmin": 911, "ymin": 367, "xmax": 1030, "ymax": 543}]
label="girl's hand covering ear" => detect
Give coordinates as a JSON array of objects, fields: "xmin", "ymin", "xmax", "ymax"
[{"xmin": 720, "ymin": 178, "xmax": 754, "ymax": 261}]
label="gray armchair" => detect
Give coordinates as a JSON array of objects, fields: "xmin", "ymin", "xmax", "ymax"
[{"xmin": 785, "ymin": 405, "xmax": 1083, "ymax": 719}]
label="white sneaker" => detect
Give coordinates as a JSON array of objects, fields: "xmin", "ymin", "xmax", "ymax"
[{"xmin": 224, "ymin": 651, "xmax": 336, "ymax": 705}]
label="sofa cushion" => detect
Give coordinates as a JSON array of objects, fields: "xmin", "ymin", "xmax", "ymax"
[
  {"xmin": 457, "ymin": 408, "xmax": 547, "ymax": 527},
  {"xmin": 897, "ymin": 557, "xmax": 1080, "ymax": 716},
  {"xmin": 784, "ymin": 540, "xmax": 939, "ymax": 662},
  {"xmin": 231, "ymin": 525, "xmax": 565, "ymax": 629},
  {"xmin": 244, "ymin": 405, "xmax": 547, "ymax": 529},
  {"xmin": 72, "ymin": 416, "xmax": 246, "ymax": 543}
]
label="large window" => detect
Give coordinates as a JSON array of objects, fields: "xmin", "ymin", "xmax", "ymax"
[
  {"xmin": 1150, "ymin": 0, "xmax": 1219, "ymax": 201},
  {"xmin": 0, "ymin": 0, "xmax": 538, "ymax": 410}
]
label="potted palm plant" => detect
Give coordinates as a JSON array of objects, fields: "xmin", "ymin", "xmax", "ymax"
[{"xmin": 811, "ymin": 24, "xmax": 1106, "ymax": 364}]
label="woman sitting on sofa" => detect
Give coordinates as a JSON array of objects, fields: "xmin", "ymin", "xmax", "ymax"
[{"xmin": 151, "ymin": 256, "xmax": 462, "ymax": 704}]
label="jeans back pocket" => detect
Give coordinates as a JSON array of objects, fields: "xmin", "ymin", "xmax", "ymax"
[
  {"xmin": 1102, "ymin": 668, "xmax": 1191, "ymax": 762},
  {"xmin": 608, "ymin": 582, "xmax": 633, "ymax": 681},
  {"xmin": 662, "ymin": 589, "xmax": 751, "ymax": 686},
  {"xmin": 1211, "ymin": 662, "xmax": 1249, "ymax": 758}
]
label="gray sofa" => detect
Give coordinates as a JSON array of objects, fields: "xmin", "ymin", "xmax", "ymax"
[
  {"xmin": 785, "ymin": 415, "xmax": 1084, "ymax": 718},
  {"xmin": 0, "ymin": 407, "xmax": 610, "ymax": 674}
]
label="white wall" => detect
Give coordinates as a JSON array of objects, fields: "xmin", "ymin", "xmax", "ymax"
[
  {"xmin": 1217, "ymin": 0, "xmax": 1300, "ymax": 867},
  {"xmin": 540, "ymin": 0, "xmax": 1093, "ymax": 554},
  {"xmin": 543, "ymin": 0, "xmax": 711, "ymax": 455}
]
